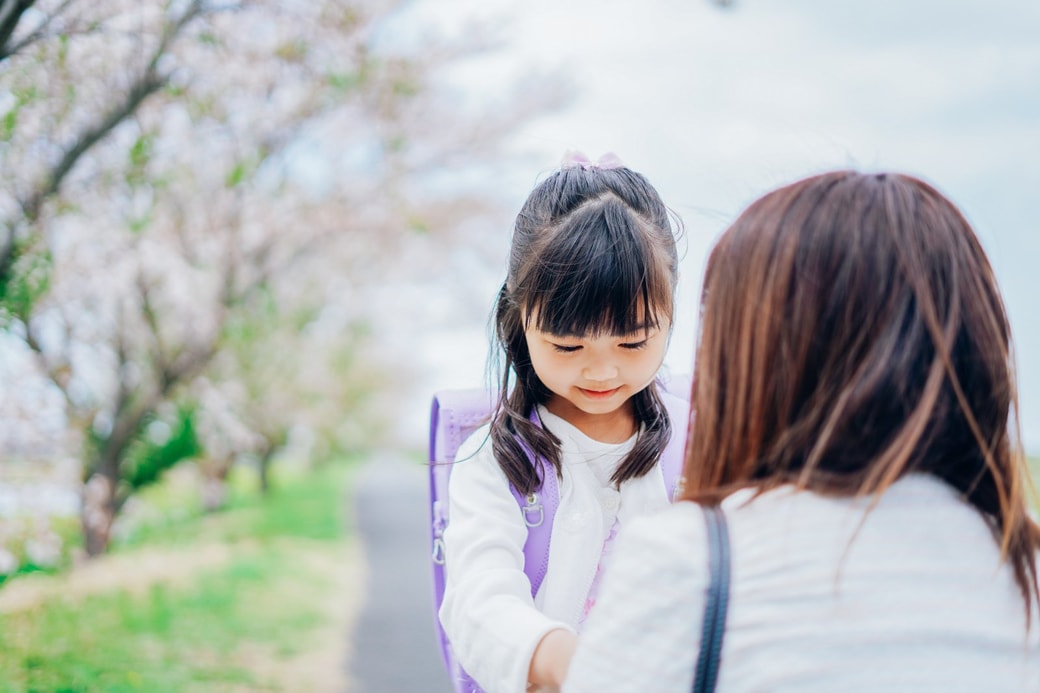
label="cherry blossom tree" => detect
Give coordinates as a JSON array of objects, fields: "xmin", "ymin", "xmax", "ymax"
[{"xmin": 0, "ymin": 0, "xmax": 563, "ymax": 554}]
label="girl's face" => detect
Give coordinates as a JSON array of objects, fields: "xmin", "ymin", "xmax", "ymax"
[{"xmin": 523, "ymin": 317, "xmax": 670, "ymax": 441}]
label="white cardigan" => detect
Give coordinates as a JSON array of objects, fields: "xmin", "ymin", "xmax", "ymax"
[
  {"xmin": 439, "ymin": 405, "xmax": 674, "ymax": 693},
  {"xmin": 564, "ymin": 474, "xmax": 1040, "ymax": 692}
]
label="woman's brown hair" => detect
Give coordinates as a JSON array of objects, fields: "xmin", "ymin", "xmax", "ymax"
[{"xmin": 681, "ymin": 170, "xmax": 1040, "ymax": 617}]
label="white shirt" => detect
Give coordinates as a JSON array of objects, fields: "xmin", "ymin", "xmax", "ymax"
[
  {"xmin": 564, "ymin": 474, "xmax": 1040, "ymax": 692},
  {"xmin": 439, "ymin": 405, "xmax": 675, "ymax": 693}
]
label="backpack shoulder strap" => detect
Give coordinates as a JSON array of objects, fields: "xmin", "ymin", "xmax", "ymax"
[
  {"xmin": 506, "ymin": 407, "xmax": 558, "ymax": 600},
  {"xmin": 659, "ymin": 382, "xmax": 692, "ymax": 501}
]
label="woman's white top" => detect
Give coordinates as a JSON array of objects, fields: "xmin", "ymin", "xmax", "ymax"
[
  {"xmin": 439, "ymin": 405, "xmax": 674, "ymax": 693},
  {"xmin": 564, "ymin": 474, "xmax": 1040, "ymax": 692}
]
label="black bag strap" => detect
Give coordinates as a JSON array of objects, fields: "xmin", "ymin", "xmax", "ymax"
[{"xmin": 692, "ymin": 504, "xmax": 731, "ymax": 693}]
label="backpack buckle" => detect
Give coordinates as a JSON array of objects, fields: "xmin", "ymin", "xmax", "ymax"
[
  {"xmin": 432, "ymin": 502, "xmax": 448, "ymax": 565},
  {"xmin": 432, "ymin": 537, "xmax": 446, "ymax": 565},
  {"xmin": 522, "ymin": 493, "xmax": 544, "ymax": 528}
]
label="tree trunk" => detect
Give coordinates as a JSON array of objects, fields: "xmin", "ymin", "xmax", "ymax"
[
  {"xmin": 80, "ymin": 470, "xmax": 117, "ymax": 557},
  {"xmin": 258, "ymin": 445, "xmax": 276, "ymax": 496},
  {"xmin": 201, "ymin": 457, "xmax": 233, "ymax": 513}
]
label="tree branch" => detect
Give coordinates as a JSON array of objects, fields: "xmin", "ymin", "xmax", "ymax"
[
  {"xmin": 136, "ymin": 268, "xmax": 170, "ymax": 380},
  {"xmin": 20, "ymin": 75, "xmax": 163, "ymax": 225},
  {"xmin": 2, "ymin": 0, "xmax": 207, "ymax": 303},
  {"xmin": 0, "ymin": 0, "xmax": 86, "ymax": 62},
  {"xmin": 0, "ymin": 0, "xmax": 35, "ymax": 61},
  {"xmin": 23, "ymin": 313, "xmax": 79, "ymax": 413}
]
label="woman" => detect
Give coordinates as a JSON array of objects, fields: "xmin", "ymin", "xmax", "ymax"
[{"xmin": 562, "ymin": 170, "xmax": 1040, "ymax": 692}]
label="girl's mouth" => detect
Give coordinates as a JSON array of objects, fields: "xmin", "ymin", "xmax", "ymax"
[{"xmin": 578, "ymin": 387, "xmax": 621, "ymax": 400}]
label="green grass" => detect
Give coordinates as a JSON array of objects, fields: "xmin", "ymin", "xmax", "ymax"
[
  {"xmin": 0, "ymin": 461, "xmax": 357, "ymax": 692},
  {"xmin": 116, "ymin": 461, "xmax": 350, "ymax": 549},
  {"xmin": 0, "ymin": 556, "xmax": 297, "ymax": 691}
]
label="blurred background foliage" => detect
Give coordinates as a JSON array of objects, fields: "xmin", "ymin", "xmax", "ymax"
[
  {"xmin": 0, "ymin": 0, "xmax": 565, "ymax": 686},
  {"xmin": 0, "ymin": 0, "xmax": 561, "ymax": 563}
]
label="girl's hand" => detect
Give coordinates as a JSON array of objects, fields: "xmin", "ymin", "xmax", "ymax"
[{"xmin": 528, "ymin": 628, "xmax": 578, "ymax": 688}]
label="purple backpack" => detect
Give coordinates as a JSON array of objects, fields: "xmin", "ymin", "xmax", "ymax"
[{"xmin": 428, "ymin": 377, "xmax": 691, "ymax": 693}]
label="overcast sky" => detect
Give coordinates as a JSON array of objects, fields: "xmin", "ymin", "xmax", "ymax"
[{"xmin": 402, "ymin": 0, "xmax": 1040, "ymax": 452}]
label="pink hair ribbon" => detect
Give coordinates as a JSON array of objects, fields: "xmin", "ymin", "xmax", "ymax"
[{"xmin": 560, "ymin": 150, "xmax": 626, "ymax": 171}]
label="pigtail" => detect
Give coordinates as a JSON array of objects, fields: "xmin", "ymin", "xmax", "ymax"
[
  {"xmin": 489, "ymin": 283, "xmax": 564, "ymax": 495},
  {"xmin": 610, "ymin": 381, "xmax": 672, "ymax": 487},
  {"xmin": 491, "ymin": 391, "xmax": 562, "ymax": 496}
]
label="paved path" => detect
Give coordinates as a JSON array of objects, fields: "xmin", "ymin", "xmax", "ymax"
[{"xmin": 349, "ymin": 452, "xmax": 453, "ymax": 693}]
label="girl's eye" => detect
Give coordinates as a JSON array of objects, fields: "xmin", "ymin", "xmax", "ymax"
[
  {"xmin": 551, "ymin": 344, "xmax": 582, "ymax": 353},
  {"xmin": 620, "ymin": 340, "xmax": 648, "ymax": 350}
]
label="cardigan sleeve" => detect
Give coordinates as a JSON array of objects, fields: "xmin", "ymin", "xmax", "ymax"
[
  {"xmin": 439, "ymin": 427, "xmax": 574, "ymax": 693},
  {"xmin": 562, "ymin": 502, "xmax": 709, "ymax": 693}
]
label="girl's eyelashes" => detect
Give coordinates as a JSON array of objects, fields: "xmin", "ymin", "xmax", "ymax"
[{"xmin": 549, "ymin": 340, "xmax": 649, "ymax": 352}]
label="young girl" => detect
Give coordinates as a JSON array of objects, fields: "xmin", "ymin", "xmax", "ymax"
[
  {"xmin": 563, "ymin": 170, "xmax": 1040, "ymax": 692},
  {"xmin": 438, "ymin": 153, "xmax": 684, "ymax": 693}
]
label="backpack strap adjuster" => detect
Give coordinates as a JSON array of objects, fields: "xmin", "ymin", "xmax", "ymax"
[
  {"xmin": 432, "ymin": 537, "xmax": 446, "ymax": 565},
  {"xmin": 522, "ymin": 493, "xmax": 544, "ymax": 527}
]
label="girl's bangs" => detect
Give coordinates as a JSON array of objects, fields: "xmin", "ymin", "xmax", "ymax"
[{"xmin": 523, "ymin": 209, "xmax": 673, "ymax": 337}]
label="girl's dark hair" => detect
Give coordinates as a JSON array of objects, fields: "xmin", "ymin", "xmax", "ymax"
[
  {"xmin": 491, "ymin": 165, "xmax": 679, "ymax": 495},
  {"xmin": 682, "ymin": 170, "xmax": 1040, "ymax": 619}
]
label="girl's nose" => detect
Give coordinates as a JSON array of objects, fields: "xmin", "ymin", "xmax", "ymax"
[{"xmin": 583, "ymin": 361, "xmax": 619, "ymax": 382}]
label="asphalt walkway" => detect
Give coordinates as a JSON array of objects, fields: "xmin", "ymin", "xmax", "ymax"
[{"xmin": 349, "ymin": 452, "xmax": 453, "ymax": 693}]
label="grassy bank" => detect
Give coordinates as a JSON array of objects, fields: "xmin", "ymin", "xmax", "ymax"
[{"xmin": 0, "ymin": 462, "xmax": 363, "ymax": 692}]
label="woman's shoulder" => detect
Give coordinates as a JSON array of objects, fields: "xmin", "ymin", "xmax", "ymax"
[
  {"xmin": 607, "ymin": 502, "xmax": 717, "ymax": 595},
  {"xmin": 715, "ymin": 476, "xmax": 1012, "ymax": 571},
  {"xmin": 620, "ymin": 502, "xmax": 709, "ymax": 553}
]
